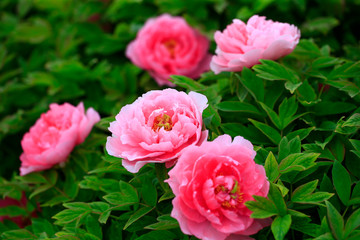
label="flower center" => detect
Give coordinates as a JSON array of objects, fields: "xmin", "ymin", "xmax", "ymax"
[
  {"xmin": 163, "ymin": 40, "xmax": 177, "ymax": 58},
  {"xmin": 214, "ymin": 180, "xmax": 243, "ymax": 209},
  {"xmin": 152, "ymin": 114, "xmax": 173, "ymax": 132}
]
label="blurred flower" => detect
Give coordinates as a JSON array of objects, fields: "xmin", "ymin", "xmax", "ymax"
[
  {"xmin": 126, "ymin": 14, "xmax": 212, "ymax": 86},
  {"xmin": 0, "ymin": 192, "xmax": 38, "ymax": 228},
  {"xmin": 211, "ymin": 15, "xmax": 300, "ymax": 74},
  {"xmin": 166, "ymin": 135, "xmax": 271, "ymax": 240},
  {"xmin": 106, "ymin": 88, "xmax": 208, "ymax": 173},
  {"xmin": 20, "ymin": 103, "xmax": 100, "ymax": 175}
]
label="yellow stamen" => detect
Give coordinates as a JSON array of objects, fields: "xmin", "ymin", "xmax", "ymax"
[
  {"xmin": 164, "ymin": 40, "xmax": 177, "ymax": 58},
  {"xmin": 152, "ymin": 114, "xmax": 173, "ymax": 131}
]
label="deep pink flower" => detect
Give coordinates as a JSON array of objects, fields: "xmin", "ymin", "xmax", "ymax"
[
  {"xmin": 0, "ymin": 192, "xmax": 38, "ymax": 228},
  {"xmin": 166, "ymin": 135, "xmax": 271, "ymax": 240},
  {"xmin": 106, "ymin": 89, "xmax": 208, "ymax": 173},
  {"xmin": 20, "ymin": 102, "xmax": 100, "ymax": 175},
  {"xmin": 126, "ymin": 14, "xmax": 212, "ymax": 86},
  {"xmin": 211, "ymin": 15, "xmax": 300, "ymax": 74}
]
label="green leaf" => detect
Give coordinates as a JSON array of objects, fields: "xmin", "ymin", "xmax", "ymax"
[
  {"xmin": 291, "ymin": 216, "xmax": 318, "ymax": 237},
  {"xmin": 11, "ymin": 18, "xmax": 51, "ymax": 44},
  {"xmin": 145, "ymin": 215, "xmax": 179, "ymax": 230},
  {"xmin": 103, "ymin": 181, "xmax": 138, "ymax": 206},
  {"xmin": 326, "ymin": 201, "xmax": 345, "ymax": 240},
  {"xmin": 53, "ymin": 208, "xmax": 91, "ymax": 226},
  {"xmin": 79, "ymin": 176, "xmax": 120, "ymax": 193},
  {"xmin": 259, "ymin": 102, "xmax": 281, "ymax": 129},
  {"xmin": 17, "ymin": 0, "xmax": 33, "ymax": 18},
  {"xmin": 123, "ymin": 206, "xmax": 154, "ymax": 230},
  {"xmin": 85, "ymin": 215, "xmax": 102, "ymax": 239},
  {"xmin": 63, "ymin": 202, "xmax": 92, "ymax": 211},
  {"xmin": 302, "ymin": 17, "xmax": 339, "ymax": 34},
  {"xmin": 278, "ymin": 136, "xmax": 301, "ymax": 162},
  {"xmin": 265, "ymin": 152, "xmax": 280, "ymax": 182},
  {"xmin": 285, "ymin": 81, "xmax": 303, "ymax": 93},
  {"xmin": 347, "ymin": 232, "xmax": 360, "ymax": 240},
  {"xmin": 29, "ymin": 184, "xmax": 52, "ymax": 199},
  {"xmin": 312, "ymin": 57, "xmax": 344, "ymax": 69},
  {"xmin": 253, "ymin": 59, "xmax": 300, "ymax": 83},
  {"xmin": 342, "ymin": 113, "xmax": 360, "ymax": 127},
  {"xmin": 279, "ymin": 97, "xmax": 298, "ymax": 127},
  {"xmin": 292, "ymin": 180, "xmax": 318, "ymax": 199},
  {"xmin": 141, "ymin": 180, "xmax": 158, "ymax": 207},
  {"xmin": 170, "ymin": 75, "xmax": 204, "ymax": 91},
  {"xmin": 292, "ymin": 180, "xmax": 333, "ymax": 204},
  {"xmin": 297, "ymin": 80, "xmax": 317, "ymax": 105},
  {"xmin": 288, "ymin": 209, "xmax": 309, "ymax": 218},
  {"xmin": 89, "ymin": 202, "xmax": 110, "ymax": 223},
  {"xmin": 1, "ymin": 229, "xmax": 37, "ymax": 239},
  {"xmin": 99, "ymin": 210, "xmax": 111, "ymax": 224},
  {"xmin": 135, "ymin": 230, "xmax": 176, "ymax": 240},
  {"xmin": 332, "ymin": 161, "xmax": 351, "ymax": 206},
  {"xmin": 312, "ymin": 101, "xmax": 356, "ymax": 116},
  {"xmin": 268, "ymin": 183, "xmax": 287, "ymax": 216},
  {"xmin": 327, "ymin": 61, "xmax": 360, "ymax": 80},
  {"xmin": 0, "ymin": 206, "xmax": 28, "ymax": 217},
  {"xmin": 31, "ymin": 218, "xmax": 56, "ymax": 236},
  {"xmin": 19, "ymin": 172, "xmax": 47, "ymax": 184},
  {"xmin": 276, "ymin": 180, "xmax": 289, "ymax": 197},
  {"xmin": 249, "ymin": 119, "xmax": 282, "ymax": 144},
  {"xmin": 216, "ymin": 101, "xmax": 262, "ymax": 115},
  {"xmin": 271, "ymin": 214, "xmax": 292, "ymax": 240},
  {"xmin": 292, "ymin": 39, "xmax": 322, "ymax": 60},
  {"xmin": 103, "ymin": 192, "xmax": 138, "ymax": 206},
  {"xmin": 350, "ymin": 139, "xmax": 360, "ymax": 153},
  {"xmin": 286, "ymin": 127, "xmax": 315, "ymax": 141},
  {"xmin": 155, "ymin": 163, "xmax": 170, "ymax": 192},
  {"xmin": 329, "ymin": 137, "xmax": 345, "ymax": 162},
  {"xmin": 41, "ymin": 196, "xmax": 70, "ymax": 207},
  {"xmin": 326, "ymin": 79, "xmax": 360, "ymax": 98},
  {"xmin": 344, "ymin": 208, "xmax": 360, "ymax": 238},
  {"xmin": 238, "ymin": 68, "xmax": 264, "ymax": 102},
  {"xmin": 313, "ymin": 232, "xmax": 335, "ymax": 240},
  {"xmin": 244, "ymin": 195, "xmax": 278, "ymax": 218},
  {"xmin": 279, "ymin": 153, "xmax": 319, "ymax": 174},
  {"xmin": 203, "ymin": 105, "xmax": 221, "ymax": 127},
  {"xmin": 156, "ymin": 187, "xmax": 173, "ymax": 201},
  {"xmin": 351, "ymin": 181, "xmax": 360, "ymax": 199}
]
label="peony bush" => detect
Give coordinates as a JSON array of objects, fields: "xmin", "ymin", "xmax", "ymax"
[{"xmin": 1, "ymin": 1, "xmax": 360, "ymax": 240}]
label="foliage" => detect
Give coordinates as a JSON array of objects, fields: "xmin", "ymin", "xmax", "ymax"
[{"xmin": 1, "ymin": 0, "xmax": 360, "ymax": 239}]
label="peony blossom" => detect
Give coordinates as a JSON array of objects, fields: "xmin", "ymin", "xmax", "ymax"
[
  {"xmin": 20, "ymin": 102, "xmax": 100, "ymax": 176},
  {"xmin": 126, "ymin": 14, "xmax": 212, "ymax": 86},
  {"xmin": 106, "ymin": 88, "xmax": 208, "ymax": 173},
  {"xmin": 166, "ymin": 135, "xmax": 271, "ymax": 240},
  {"xmin": 0, "ymin": 192, "xmax": 38, "ymax": 228},
  {"xmin": 210, "ymin": 15, "xmax": 300, "ymax": 74}
]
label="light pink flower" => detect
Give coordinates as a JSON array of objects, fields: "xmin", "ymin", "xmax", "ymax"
[
  {"xmin": 166, "ymin": 135, "xmax": 271, "ymax": 240},
  {"xmin": 210, "ymin": 15, "xmax": 300, "ymax": 74},
  {"xmin": 126, "ymin": 14, "xmax": 212, "ymax": 86},
  {"xmin": 20, "ymin": 103, "xmax": 100, "ymax": 175},
  {"xmin": 106, "ymin": 88, "xmax": 208, "ymax": 173}
]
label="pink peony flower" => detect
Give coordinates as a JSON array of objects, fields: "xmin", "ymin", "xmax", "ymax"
[
  {"xmin": 20, "ymin": 102, "xmax": 100, "ymax": 176},
  {"xmin": 210, "ymin": 15, "xmax": 300, "ymax": 74},
  {"xmin": 106, "ymin": 88, "xmax": 208, "ymax": 173},
  {"xmin": 126, "ymin": 14, "xmax": 212, "ymax": 86},
  {"xmin": 0, "ymin": 192, "xmax": 39, "ymax": 228},
  {"xmin": 166, "ymin": 135, "xmax": 271, "ymax": 240}
]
